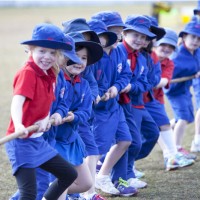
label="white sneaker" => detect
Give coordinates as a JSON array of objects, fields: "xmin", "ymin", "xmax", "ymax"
[
  {"xmin": 190, "ymin": 140, "xmax": 200, "ymax": 152},
  {"xmin": 127, "ymin": 178, "xmax": 147, "ymax": 189},
  {"xmin": 133, "ymin": 167, "xmax": 145, "ymax": 179},
  {"xmin": 95, "ymin": 175, "xmax": 120, "ymax": 195}
]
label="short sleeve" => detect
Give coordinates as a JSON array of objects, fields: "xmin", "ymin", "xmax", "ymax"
[{"xmin": 13, "ymin": 69, "xmax": 36, "ymax": 100}]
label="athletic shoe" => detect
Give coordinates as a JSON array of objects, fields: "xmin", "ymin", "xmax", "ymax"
[
  {"xmin": 133, "ymin": 166, "xmax": 145, "ymax": 179},
  {"xmin": 90, "ymin": 194, "xmax": 107, "ymax": 200},
  {"xmin": 114, "ymin": 177, "xmax": 138, "ymax": 197},
  {"xmin": 9, "ymin": 190, "xmax": 19, "ymax": 200},
  {"xmin": 190, "ymin": 140, "xmax": 200, "ymax": 152},
  {"xmin": 178, "ymin": 147, "xmax": 197, "ymax": 160},
  {"xmin": 127, "ymin": 178, "xmax": 147, "ymax": 189},
  {"xmin": 95, "ymin": 175, "xmax": 120, "ymax": 195},
  {"xmin": 68, "ymin": 193, "xmax": 86, "ymax": 200}
]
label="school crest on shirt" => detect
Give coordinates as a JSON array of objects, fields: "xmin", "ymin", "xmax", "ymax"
[
  {"xmin": 60, "ymin": 87, "xmax": 65, "ymax": 99},
  {"xmin": 140, "ymin": 66, "xmax": 144, "ymax": 75},
  {"xmin": 117, "ymin": 63, "xmax": 122, "ymax": 73},
  {"xmin": 52, "ymin": 82, "xmax": 56, "ymax": 93},
  {"xmin": 81, "ymin": 93, "xmax": 85, "ymax": 103}
]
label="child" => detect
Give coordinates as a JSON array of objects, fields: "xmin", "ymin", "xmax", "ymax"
[
  {"xmin": 88, "ymin": 15, "xmax": 137, "ymax": 197},
  {"xmin": 116, "ymin": 15, "xmax": 160, "ymax": 189},
  {"xmin": 147, "ymin": 28, "xmax": 195, "ymax": 170},
  {"xmin": 52, "ymin": 32, "xmax": 103, "ymax": 200},
  {"xmin": 5, "ymin": 23, "xmax": 77, "ymax": 200},
  {"xmin": 164, "ymin": 20, "xmax": 200, "ymax": 160}
]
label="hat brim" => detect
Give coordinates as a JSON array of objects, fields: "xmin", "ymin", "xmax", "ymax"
[
  {"xmin": 107, "ymin": 23, "xmax": 126, "ymax": 28},
  {"xmin": 156, "ymin": 38, "xmax": 177, "ymax": 49},
  {"xmin": 21, "ymin": 40, "xmax": 72, "ymax": 50},
  {"xmin": 151, "ymin": 26, "xmax": 166, "ymax": 40},
  {"xmin": 179, "ymin": 30, "xmax": 200, "ymax": 38},
  {"xmin": 98, "ymin": 31, "xmax": 118, "ymax": 47},
  {"xmin": 80, "ymin": 30, "xmax": 100, "ymax": 43},
  {"xmin": 63, "ymin": 50, "xmax": 82, "ymax": 64},
  {"xmin": 75, "ymin": 41, "xmax": 103, "ymax": 66},
  {"xmin": 124, "ymin": 26, "xmax": 156, "ymax": 38}
]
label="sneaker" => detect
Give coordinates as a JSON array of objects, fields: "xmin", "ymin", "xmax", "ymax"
[
  {"xmin": 90, "ymin": 194, "xmax": 107, "ymax": 200},
  {"xmin": 164, "ymin": 157, "xmax": 179, "ymax": 171},
  {"xmin": 190, "ymin": 140, "xmax": 200, "ymax": 152},
  {"xmin": 68, "ymin": 193, "xmax": 86, "ymax": 200},
  {"xmin": 178, "ymin": 147, "xmax": 197, "ymax": 160},
  {"xmin": 175, "ymin": 153, "xmax": 195, "ymax": 167},
  {"xmin": 133, "ymin": 167, "xmax": 145, "ymax": 179},
  {"xmin": 114, "ymin": 177, "xmax": 138, "ymax": 197},
  {"xmin": 95, "ymin": 175, "xmax": 120, "ymax": 195},
  {"xmin": 127, "ymin": 178, "xmax": 147, "ymax": 189}
]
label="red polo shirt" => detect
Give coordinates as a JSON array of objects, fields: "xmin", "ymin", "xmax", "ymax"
[
  {"xmin": 153, "ymin": 57, "xmax": 174, "ymax": 104},
  {"xmin": 6, "ymin": 57, "xmax": 56, "ymax": 137}
]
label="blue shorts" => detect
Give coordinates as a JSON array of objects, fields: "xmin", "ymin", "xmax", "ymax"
[
  {"xmin": 79, "ymin": 119, "xmax": 99, "ymax": 156},
  {"xmin": 145, "ymin": 100, "xmax": 170, "ymax": 127},
  {"xmin": 166, "ymin": 93, "xmax": 194, "ymax": 123},
  {"xmin": 5, "ymin": 136, "xmax": 57, "ymax": 175},
  {"xmin": 193, "ymin": 78, "xmax": 200, "ymax": 109},
  {"xmin": 55, "ymin": 136, "xmax": 86, "ymax": 166},
  {"xmin": 93, "ymin": 105, "xmax": 132, "ymax": 155}
]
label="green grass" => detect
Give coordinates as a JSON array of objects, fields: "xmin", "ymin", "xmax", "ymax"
[{"xmin": 0, "ymin": 3, "xmax": 200, "ymax": 200}]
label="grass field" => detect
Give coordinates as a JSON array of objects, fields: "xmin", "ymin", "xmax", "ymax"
[{"xmin": 0, "ymin": 2, "xmax": 200, "ymax": 200}]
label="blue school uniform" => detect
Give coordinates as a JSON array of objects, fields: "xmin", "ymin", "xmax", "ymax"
[
  {"xmin": 55, "ymin": 70, "xmax": 92, "ymax": 165},
  {"xmin": 111, "ymin": 42, "xmax": 159, "ymax": 181},
  {"xmin": 79, "ymin": 66, "xmax": 99, "ymax": 156},
  {"xmin": 92, "ymin": 47, "xmax": 132, "ymax": 155},
  {"xmin": 165, "ymin": 44, "xmax": 200, "ymax": 122}
]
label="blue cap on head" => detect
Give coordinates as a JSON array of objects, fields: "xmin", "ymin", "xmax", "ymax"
[
  {"xmin": 92, "ymin": 11, "xmax": 126, "ymax": 28},
  {"xmin": 67, "ymin": 32, "xmax": 103, "ymax": 66},
  {"xmin": 87, "ymin": 19, "xmax": 117, "ymax": 47},
  {"xmin": 124, "ymin": 15, "xmax": 156, "ymax": 39},
  {"xmin": 21, "ymin": 23, "xmax": 72, "ymax": 50},
  {"xmin": 62, "ymin": 18, "xmax": 100, "ymax": 43},
  {"xmin": 144, "ymin": 15, "xmax": 166, "ymax": 40},
  {"xmin": 62, "ymin": 34, "xmax": 82, "ymax": 64},
  {"xmin": 179, "ymin": 20, "xmax": 200, "ymax": 38},
  {"xmin": 156, "ymin": 28, "xmax": 178, "ymax": 49},
  {"xmin": 194, "ymin": 1, "xmax": 200, "ymax": 15}
]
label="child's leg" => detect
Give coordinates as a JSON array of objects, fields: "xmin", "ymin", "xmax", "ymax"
[
  {"xmin": 15, "ymin": 168, "xmax": 37, "ymax": 200},
  {"xmin": 194, "ymin": 109, "xmax": 200, "ymax": 144},
  {"xmin": 41, "ymin": 154, "xmax": 77, "ymax": 200},
  {"xmin": 173, "ymin": 119, "xmax": 188, "ymax": 147},
  {"xmin": 68, "ymin": 159, "xmax": 93, "ymax": 194},
  {"xmin": 98, "ymin": 141, "xmax": 130, "ymax": 175}
]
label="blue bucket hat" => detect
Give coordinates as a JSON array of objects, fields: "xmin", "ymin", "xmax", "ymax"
[
  {"xmin": 21, "ymin": 23, "xmax": 72, "ymax": 50},
  {"xmin": 87, "ymin": 19, "xmax": 117, "ymax": 47},
  {"xmin": 62, "ymin": 34, "xmax": 82, "ymax": 64},
  {"xmin": 62, "ymin": 18, "xmax": 100, "ymax": 43},
  {"xmin": 144, "ymin": 15, "xmax": 166, "ymax": 40},
  {"xmin": 156, "ymin": 28, "xmax": 178, "ymax": 49},
  {"xmin": 67, "ymin": 32, "xmax": 103, "ymax": 66},
  {"xmin": 179, "ymin": 20, "xmax": 200, "ymax": 38},
  {"xmin": 91, "ymin": 11, "xmax": 126, "ymax": 28},
  {"xmin": 124, "ymin": 15, "xmax": 156, "ymax": 39},
  {"xmin": 194, "ymin": 1, "xmax": 200, "ymax": 15}
]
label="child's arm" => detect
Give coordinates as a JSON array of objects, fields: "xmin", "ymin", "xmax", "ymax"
[{"xmin": 11, "ymin": 95, "xmax": 28, "ymax": 138}]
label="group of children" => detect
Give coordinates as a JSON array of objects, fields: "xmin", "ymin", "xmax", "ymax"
[{"xmin": 5, "ymin": 6, "xmax": 200, "ymax": 200}]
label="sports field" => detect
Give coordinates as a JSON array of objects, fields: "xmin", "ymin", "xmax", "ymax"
[{"xmin": 0, "ymin": 2, "xmax": 200, "ymax": 199}]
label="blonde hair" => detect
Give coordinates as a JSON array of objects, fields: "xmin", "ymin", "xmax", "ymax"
[{"xmin": 25, "ymin": 45, "xmax": 60, "ymax": 77}]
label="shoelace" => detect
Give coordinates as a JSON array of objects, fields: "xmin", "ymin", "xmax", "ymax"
[{"xmin": 118, "ymin": 177, "xmax": 129, "ymax": 187}]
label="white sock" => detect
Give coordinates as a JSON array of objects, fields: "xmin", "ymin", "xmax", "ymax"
[
  {"xmin": 158, "ymin": 129, "xmax": 177, "ymax": 158},
  {"xmin": 194, "ymin": 134, "xmax": 200, "ymax": 145}
]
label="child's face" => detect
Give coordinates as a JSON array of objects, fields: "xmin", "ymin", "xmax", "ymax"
[
  {"xmin": 65, "ymin": 47, "xmax": 87, "ymax": 76},
  {"xmin": 99, "ymin": 34, "xmax": 109, "ymax": 48},
  {"xmin": 31, "ymin": 46, "xmax": 57, "ymax": 72},
  {"xmin": 108, "ymin": 26, "xmax": 123, "ymax": 48},
  {"xmin": 123, "ymin": 30, "xmax": 146, "ymax": 50},
  {"xmin": 183, "ymin": 34, "xmax": 200, "ymax": 53},
  {"xmin": 154, "ymin": 43, "xmax": 175, "ymax": 61}
]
